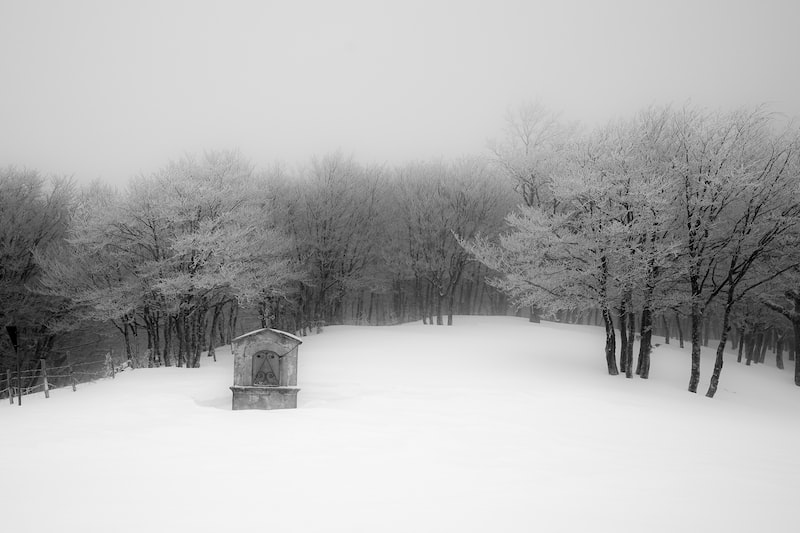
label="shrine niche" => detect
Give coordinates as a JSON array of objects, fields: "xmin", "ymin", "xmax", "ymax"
[{"xmin": 230, "ymin": 328, "xmax": 302, "ymax": 410}]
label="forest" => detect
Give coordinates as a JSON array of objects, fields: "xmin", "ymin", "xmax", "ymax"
[{"xmin": 2, "ymin": 103, "xmax": 800, "ymax": 398}]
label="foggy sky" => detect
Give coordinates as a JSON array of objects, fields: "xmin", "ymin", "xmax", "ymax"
[{"xmin": 2, "ymin": 0, "xmax": 799, "ymax": 185}]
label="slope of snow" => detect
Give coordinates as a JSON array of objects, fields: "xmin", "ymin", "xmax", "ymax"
[{"xmin": 2, "ymin": 316, "xmax": 799, "ymax": 532}]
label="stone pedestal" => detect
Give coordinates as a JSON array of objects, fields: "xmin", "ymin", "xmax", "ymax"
[{"xmin": 230, "ymin": 385, "xmax": 299, "ymax": 410}]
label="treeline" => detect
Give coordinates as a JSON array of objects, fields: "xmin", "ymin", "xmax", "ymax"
[
  {"xmin": 1, "ymin": 152, "xmax": 515, "ymax": 374},
  {"xmin": 3, "ymin": 102, "xmax": 800, "ymax": 398},
  {"xmin": 467, "ymin": 104, "xmax": 800, "ymax": 395}
]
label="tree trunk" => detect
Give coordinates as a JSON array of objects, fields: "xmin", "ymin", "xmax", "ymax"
[
  {"xmin": 367, "ymin": 291, "xmax": 375, "ymax": 324},
  {"xmin": 618, "ymin": 302, "xmax": 628, "ymax": 376},
  {"xmin": 436, "ymin": 289, "xmax": 444, "ymax": 325},
  {"xmin": 626, "ymin": 310, "xmax": 635, "ymax": 379},
  {"xmin": 602, "ymin": 307, "xmax": 618, "ymax": 375},
  {"xmin": 163, "ymin": 315, "xmax": 173, "ymax": 367},
  {"xmin": 662, "ymin": 315, "xmax": 670, "ymax": 345},
  {"xmin": 258, "ymin": 300, "xmax": 269, "ymax": 328},
  {"xmin": 462, "ymin": 279, "xmax": 474, "ymax": 316},
  {"xmin": 758, "ymin": 330, "xmax": 769, "ymax": 364},
  {"xmin": 706, "ymin": 290, "xmax": 733, "ymax": 398},
  {"xmin": 228, "ymin": 301, "xmax": 239, "ymax": 343},
  {"xmin": 415, "ymin": 277, "xmax": 425, "ymax": 324},
  {"xmin": 153, "ymin": 311, "xmax": 161, "ymax": 366},
  {"xmin": 688, "ymin": 301, "xmax": 702, "ymax": 393},
  {"xmin": 676, "ymin": 313, "xmax": 684, "ymax": 349},
  {"xmin": 144, "ymin": 311, "xmax": 155, "ymax": 367},
  {"xmin": 183, "ymin": 314, "xmax": 192, "ymax": 367},
  {"xmin": 175, "ymin": 315, "xmax": 185, "ymax": 368},
  {"xmin": 217, "ymin": 304, "xmax": 227, "ymax": 345},
  {"xmin": 109, "ymin": 318, "xmax": 132, "ymax": 364},
  {"xmin": 191, "ymin": 308, "xmax": 206, "ymax": 368},
  {"xmin": 396, "ymin": 282, "xmax": 406, "ymax": 323},
  {"xmin": 208, "ymin": 304, "xmax": 221, "ymax": 362},
  {"xmin": 122, "ymin": 320, "xmax": 133, "ymax": 363},
  {"xmin": 793, "ymin": 321, "xmax": 800, "ymax": 386},
  {"xmin": 427, "ymin": 284, "xmax": 434, "ymax": 325},
  {"xmin": 637, "ymin": 307, "xmax": 653, "ymax": 379},
  {"xmin": 187, "ymin": 314, "xmax": 198, "ymax": 368},
  {"xmin": 447, "ymin": 286, "xmax": 455, "ymax": 326},
  {"xmin": 752, "ymin": 331, "xmax": 764, "ymax": 365},
  {"xmin": 736, "ymin": 327, "xmax": 745, "ymax": 363},
  {"xmin": 475, "ymin": 277, "xmax": 486, "ymax": 315},
  {"xmin": 745, "ymin": 330, "xmax": 756, "ymax": 366},
  {"xmin": 422, "ymin": 283, "xmax": 430, "ymax": 324},
  {"xmin": 776, "ymin": 336, "xmax": 784, "ymax": 370}
]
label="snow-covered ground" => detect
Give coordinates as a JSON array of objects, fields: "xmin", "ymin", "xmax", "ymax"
[{"xmin": 2, "ymin": 316, "xmax": 799, "ymax": 532}]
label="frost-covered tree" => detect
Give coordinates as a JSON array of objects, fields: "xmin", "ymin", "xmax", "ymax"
[
  {"xmin": 488, "ymin": 101, "xmax": 579, "ymax": 208},
  {"xmin": 143, "ymin": 151, "xmax": 298, "ymax": 366},
  {"xmin": 37, "ymin": 180, "xmax": 145, "ymax": 359},
  {"xmin": 664, "ymin": 107, "xmax": 800, "ymax": 393},
  {"xmin": 700, "ymin": 122, "xmax": 800, "ymax": 396},
  {"xmin": 572, "ymin": 111, "xmax": 684, "ymax": 378},
  {"xmin": 40, "ymin": 151, "xmax": 297, "ymax": 367},
  {"xmin": 1, "ymin": 168, "xmax": 73, "ymax": 375},
  {"xmin": 471, "ymin": 104, "xmax": 800, "ymax": 393},
  {"xmin": 487, "ymin": 102, "xmax": 580, "ymax": 323},
  {"xmin": 468, "ymin": 110, "xmax": 683, "ymax": 377}
]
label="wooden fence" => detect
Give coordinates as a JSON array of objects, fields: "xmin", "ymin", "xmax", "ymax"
[{"xmin": 0, "ymin": 352, "xmax": 132, "ymax": 406}]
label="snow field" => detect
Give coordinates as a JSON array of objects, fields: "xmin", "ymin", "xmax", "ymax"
[{"xmin": 1, "ymin": 316, "xmax": 799, "ymax": 532}]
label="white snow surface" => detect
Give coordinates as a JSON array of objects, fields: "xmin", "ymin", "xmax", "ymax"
[{"xmin": 2, "ymin": 316, "xmax": 799, "ymax": 532}]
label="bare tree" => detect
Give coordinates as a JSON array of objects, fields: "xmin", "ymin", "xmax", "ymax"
[
  {"xmin": 283, "ymin": 153, "xmax": 386, "ymax": 327},
  {"xmin": 396, "ymin": 159, "xmax": 513, "ymax": 325},
  {"xmin": 488, "ymin": 101, "xmax": 579, "ymax": 208}
]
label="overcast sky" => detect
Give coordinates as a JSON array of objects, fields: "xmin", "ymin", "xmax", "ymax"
[{"xmin": 2, "ymin": 0, "xmax": 799, "ymax": 184}]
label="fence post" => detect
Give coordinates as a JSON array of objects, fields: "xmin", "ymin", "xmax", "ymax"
[
  {"xmin": 67, "ymin": 351, "xmax": 77, "ymax": 392},
  {"xmin": 6, "ymin": 369, "xmax": 12, "ymax": 405},
  {"xmin": 41, "ymin": 359, "xmax": 50, "ymax": 399}
]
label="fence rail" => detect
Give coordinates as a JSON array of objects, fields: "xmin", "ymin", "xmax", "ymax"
[{"xmin": 1, "ymin": 353, "xmax": 132, "ymax": 406}]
